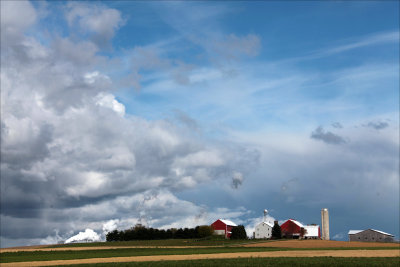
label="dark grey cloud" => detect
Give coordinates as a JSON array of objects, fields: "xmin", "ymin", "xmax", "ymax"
[
  {"xmin": 311, "ymin": 126, "xmax": 346, "ymax": 145},
  {"xmin": 173, "ymin": 110, "xmax": 199, "ymax": 131},
  {"xmin": 231, "ymin": 172, "xmax": 244, "ymax": 189},
  {"xmin": 364, "ymin": 121, "xmax": 389, "ymax": 130},
  {"xmin": 128, "ymin": 46, "xmax": 196, "ymax": 90},
  {"xmin": 1, "ymin": 123, "xmax": 53, "ymax": 169},
  {"xmin": 331, "ymin": 122, "xmax": 343, "ymax": 129},
  {"xmin": 0, "ymin": 1, "xmax": 37, "ymax": 47}
]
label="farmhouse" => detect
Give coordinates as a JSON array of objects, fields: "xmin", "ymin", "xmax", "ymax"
[
  {"xmin": 348, "ymin": 229, "xmax": 395, "ymax": 243},
  {"xmin": 254, "ymin": 221, "xmax": 274, "ymax": 239},
  {"xmin": 211, "ymin": 219, "xmax": 237, "ymax": 238}
]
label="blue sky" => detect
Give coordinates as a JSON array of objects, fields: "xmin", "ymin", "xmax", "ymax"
[
  {"xmin": 1, "ymin": 1, "xmax": 399, "ymax": 247},
  {"xmin": 109, "ymin": 1, "xmax": 398, "ymax": 129}
]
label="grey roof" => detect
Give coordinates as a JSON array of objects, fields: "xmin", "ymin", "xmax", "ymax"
[
  {"xmin": 348, "ymin": 230, "xmax": 363, "ymax": 235},
  {"xmin": 348, "ymin": 229, "xmax": 394, "ymax": 237},
  {"xmin": 370, "ymin": 229, "xmax": 394, "ymax": 237}
]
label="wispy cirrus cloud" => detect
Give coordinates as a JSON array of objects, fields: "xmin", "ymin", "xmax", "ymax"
[
  {"xmin": 282, "ymin": 31, "xmax": 399, "ymax": 63},
  {"xmin": 319, "ymin": 31, "xmax": 399, "ymax": 56}
]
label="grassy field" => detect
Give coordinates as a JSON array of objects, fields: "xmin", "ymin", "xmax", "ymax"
[
  {"xmin": 0, "ymin": 247, "xmax": 298, "ymax": 263},
  {"xmin": 47, "ymin": 238, "xmax": 272, "ymax": 248},
  {"xmin": 58, "ymin": 257, "xmax": 400, "ymax": 267},
  {"xmin": 2, "ymin": 246, "xmax": 399, "ymax": 263}
]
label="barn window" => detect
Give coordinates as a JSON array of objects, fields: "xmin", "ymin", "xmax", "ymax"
[{"xmin": 358, "ymin": 237, "xmax": 360, "ymax": 239}]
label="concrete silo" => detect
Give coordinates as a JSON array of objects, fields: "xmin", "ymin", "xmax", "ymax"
[{"xmin": 321, "ymin": 208, "xmax": 330, "ymax": 240}]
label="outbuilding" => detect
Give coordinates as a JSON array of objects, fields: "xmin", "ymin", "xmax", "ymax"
[
  {"xmin": 211, "ymin": 219, "xmax": 237, "ymax": 238},
  {"xmin": 303, "ymin": 225, "xmax": 321, "ymax": 239},
  {"xmin": 348, "ymin": 229, "xmax": 395, "ymax": 243},
  {"xmin": 254, "ymin": 221, "xmax": 274, "ymax": 239}
]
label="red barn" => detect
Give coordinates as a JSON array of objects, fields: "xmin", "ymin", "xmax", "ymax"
[
  {"xmin": 280, "ymin": 219, "xmax": 304, "ymax": 238},
  {"xmin": 211, "ymin": 219, "xmax": 237, "ymax": 238}
]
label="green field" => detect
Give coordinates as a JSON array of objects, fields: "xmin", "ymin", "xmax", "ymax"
[
  {"xmin": 60, "ymin": 257, "xmax": 400, "ymax": 267},
  {"xmin": 0, "ymin": 247, "xmax": 298, "ymax": 263},
  {"xmin": 47, "ymin": 238, "xmax": 273, "ymax": 248},
  {"xmin": 2, "ymin": 246, "xmax": 399, "ymax": 263}
]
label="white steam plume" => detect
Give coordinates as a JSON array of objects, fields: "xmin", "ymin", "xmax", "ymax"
[
  {"xmin": 65, "ymin": 229, "xmax": 101, "ymax": 243},
  {"xmin": 102, "ymin": 219, "xmax": 119, "ymax": 236}
]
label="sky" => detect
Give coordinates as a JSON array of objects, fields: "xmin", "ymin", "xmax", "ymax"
[{"xmin": 0, "ymin": 0, "xmax": 399, "ymax": 247}]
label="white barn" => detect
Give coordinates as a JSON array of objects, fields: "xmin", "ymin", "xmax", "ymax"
[
  {"xmin": 303, "ymin": 225, "xmax": 320, "ymax": 239},
  {"xmin": 254, "ymin": 221, "xmax": 274, "ymax": 239}
]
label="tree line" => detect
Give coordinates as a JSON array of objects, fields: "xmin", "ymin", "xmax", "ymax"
[
  {"xmin": 230, "ymin": 225, "xmax": 248, "ymax": 239},
  {"xmin": 106, "ymin": 224, "xmax": 214, "ymax": 241}
]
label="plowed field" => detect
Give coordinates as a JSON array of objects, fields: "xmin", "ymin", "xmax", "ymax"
[{"xmin": 242, "ymin": 239, "xmax": 400, "ymax": 248}]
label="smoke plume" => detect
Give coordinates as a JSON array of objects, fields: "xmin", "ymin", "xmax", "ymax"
[{"xmin": 65, "ymin": 229, "xmax": 101, "ymax": 244}]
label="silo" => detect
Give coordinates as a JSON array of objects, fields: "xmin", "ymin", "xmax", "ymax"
[{"xmin": 321, "ymin": 208, "xmax": 330, "ymax": 240}]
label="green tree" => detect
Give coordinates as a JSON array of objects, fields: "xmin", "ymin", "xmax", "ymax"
[
  {"xmin": 196, "ymin": 225, "xmax": 214, "ymax": 238},
  {"xmin": 230, "ymin": 225, "xmax": 247, "ymax": 239},
  {"xmin": 271, "ymin": 221, "xmax": 282, "ymax": 239},
  {"xmin": 300, "ymin": 227, "xmax": 308, "ymax": 239}
]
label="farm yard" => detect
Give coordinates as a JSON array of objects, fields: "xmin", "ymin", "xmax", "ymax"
[{"xmin": 1, "ymin": 239, "xmax": 398, "ymax": 266}]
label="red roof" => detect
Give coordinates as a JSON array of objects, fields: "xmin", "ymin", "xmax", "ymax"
[{"xmin": 280, "ymin": 219, "xmax": 303, "ymax": 236}]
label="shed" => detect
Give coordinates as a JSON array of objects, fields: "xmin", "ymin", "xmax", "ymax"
[
  {"xmin": 211, "ymin": 219, "xmax": 237, "ymax": 238},
  {"xmin": 348, "ymin": 229, "xmax": 395, "ymax": 243},
  {"xmin": 303, "ymin": 225, "xmax": 321, "ymax": 239}
]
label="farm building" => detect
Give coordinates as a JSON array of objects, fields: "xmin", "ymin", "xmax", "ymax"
[
  {"xmin": 280, "ymin": 219, "xmax": 304, "ymax": 238},
  {"xmin": 348, "ymin": 229, "xmax": 395, "ymax": 243},
  {"xmin": 303, "ymin": 225, "xmax": 321, "ymax": 239},
  {"xmin": 211, "ymin": 219, "xmax": 237, "ymax": 238},
  {"xmin": 280, "ymin": 219, "xmax": 320, "ymax": 239},
  {"xmin": 254, "ymin": 221, "xmax": 274, "ymax": 239}
]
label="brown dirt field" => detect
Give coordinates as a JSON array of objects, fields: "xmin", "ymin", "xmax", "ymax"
[
  {"xmin": 242, "ymin": 239, "xmax": 400, "ymax": 248},
  {"xmin": 0, "ymin": 246, "xmax": 215, "ymax": 253},
  {"xmin": 1, "ymin": 245, "xmax": 50, "ymax": 250},
  {"xmin": 2, "ymin": 250, "xmax": 399, "ymax": 266}
]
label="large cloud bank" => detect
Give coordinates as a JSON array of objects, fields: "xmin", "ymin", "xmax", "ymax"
[{"xmin": 0, "ymin": 1, "xmax": 259, "ymax": 247}]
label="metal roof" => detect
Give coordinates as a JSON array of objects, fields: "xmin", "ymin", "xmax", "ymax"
[
  {"xmin": 348, "ymin": 229, "xmax": 394, "ymax": 236},
  {"xmin": 370, "ymin": 229, "xmax": 394, "ymax": 237},
  {"xmin": 219, "ymin": 219, "xmax": 237, "ymax": 226},
  {"xmin": 348, "ymin": 230, "xmax": 363, "ymax": 235}
]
